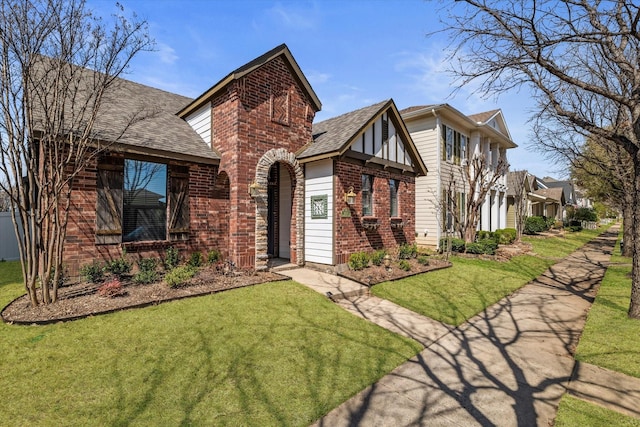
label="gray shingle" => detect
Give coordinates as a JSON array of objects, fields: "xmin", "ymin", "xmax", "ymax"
[{"xmin": 298, "ymin": 100, "xmax": 390, "ymax": 159}]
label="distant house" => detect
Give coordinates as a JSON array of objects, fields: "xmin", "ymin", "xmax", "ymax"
[
  {"xmin": 506, "ymin": 171, "xmax": 546, "ymax": 229},
  {"xmin": 53, "ymin": 44, "xmax": 426, "ymax": 274},
  {"xmin": 401, "ymin": 105, "xmax": 516, "ymax": 247}
]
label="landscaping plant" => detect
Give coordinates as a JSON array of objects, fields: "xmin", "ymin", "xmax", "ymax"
[
  {"xmin": 165, "ymin": 265, "xmax": 197, "ymax": 287},
  {"xmin": 164, "ymin": 247, "xmax": 180, "ymax": 271},
  {"xmin": 371, "ymin": 249, "xmax": 387, "ymax": 266},
  {"xmin": 80, "ymin": 261, "xmax": 104, "ymax": 284},
  {"xmin": 348, "ymin": 252, "xmax": 370, "ymax": 271}
]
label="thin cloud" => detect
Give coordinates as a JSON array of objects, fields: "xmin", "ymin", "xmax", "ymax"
[
  {"xmin": 306, "ymin": 70, "xmax": 331, "ymax": 85},
  {"xmin": 156, "ymin": 43, "xmax": 179, "ymax": 65},
  {"xmin": 266, "ymin": 2, "xmax": 318, "ymax": 30}
]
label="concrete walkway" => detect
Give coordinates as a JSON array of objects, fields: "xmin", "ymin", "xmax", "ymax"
[{"xmin": 286, "ymin": 226, "xmax": 640, "ymax": 425}]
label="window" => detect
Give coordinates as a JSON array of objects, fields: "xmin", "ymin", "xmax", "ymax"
[
  {"xmin": 362, "ymin": 174, "xmax": 373, "ymax": 216},
  {"xmin": 96, "ymin": 158, "xmax": 189, "ymax": 244},
  {"xmin": 442, "ymin": 125, "xmax": 468, "ymax": 165},
  {"xmin": 123, "ymin": 160, "xmax": 167, "ymax": 242},
  {"xmin": 389, "ymin": 179, "xmax": 399, "ymax": 217}
]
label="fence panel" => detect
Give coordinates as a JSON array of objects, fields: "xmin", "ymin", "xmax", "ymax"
[{"xmin": 0, "ymin": 211, "xmax": 22, "ymax": 261}]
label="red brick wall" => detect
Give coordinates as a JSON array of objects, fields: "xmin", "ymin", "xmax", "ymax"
[
  {"xmin": 63, "ymin": 155, "xmax": 225, "ymax": 277},
  {"xmin": 334, "ymin": 161, "xmax": 416, "ymax": 265},
  {"xmin": 210, "ymin": 55, "xmax": 316, "ymax": 267}
]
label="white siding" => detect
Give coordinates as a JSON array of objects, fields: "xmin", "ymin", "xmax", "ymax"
[
  {"xmin": 304, "ymin": 159, "xmax": 334, "ymax": 265},
  {"xmin": 185, "ymin": 102, "xmax": 211, "ymax": 147},
  {"xmin": 405, "ymin": 116, "xmax": 440, "ymax": 247}
]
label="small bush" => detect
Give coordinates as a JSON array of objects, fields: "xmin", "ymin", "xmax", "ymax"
[
  {"xmin": 494, "ymin": 228, "xmax": 517, "ymax": 245},
  {"xmin": 80, "ymin": 261, "xmax": 104, "ymax": 284},
  {"xmin": 567, "ymin": 225, "xmax": 583, "ymax": 232},
  {"xmin": 466, "ymin": 238, "xmax": 498, "ymax": 255},
  {"xmin": 164, "ymin": 247, "xmax": 180, "ymax": 271},
  {"xmin": 573, "ymin": 207, "xmax": 598, "ymax": 222},
  {"xmin": 105, "ymin": 255, "xmax": 132, "ymax": 278},
  {"xmin": 98, "ymin": 278, "xmax": 126, "ymax": 298},
  {"xmin": 137, "ymin": 257, "xmax": 158, "ymax": 273},
  {"xmin": 439, "ymin": 237, "xmax": 466, "ymax": 253},
  {"xmin": 348, "ymin": 252, "xmax": 370, "ymax": 271},
  {"xmin": 398, "ymin": 260, "xmax": 411, "ymax": 271},
  {"xmin": 165, "ymin": 265, "xmax": 197, "ymax": 288},
  {"xmin": 524, "ymin": 216, "xmax": 548, "ymax": 234},
  {"xmin": 398, "ymin": 243, "xmax": 417, "ymax": 259},
  {"xmin": 417, "ymin": 255, "xmax": 430, "ymax": 266},
  {"xmin": 207, "ymin": 249, "xmax": 222, "ymax": 264},
  {"xmin": 371, "ymin": 250, "xmax": 387, "ymax": 266},
  {"xmin": 476, "ymin": 230, "xmax": 496, "ymax": 242},
  {"xmin": 133, "ymin": 269, "xmax": 158, "ymax": 285},
  {"xmin": 188, "ymin": 251, "xmax": 203, "ymax": 268}
]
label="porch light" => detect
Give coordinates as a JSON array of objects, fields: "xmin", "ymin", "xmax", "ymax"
[
  {"xmin": 249, "ymin": 181, "xmax": 262, "ymax": 197},
  {"xmin": 344, "ymin": 186, "xmax": 357, "ymax": 205}
]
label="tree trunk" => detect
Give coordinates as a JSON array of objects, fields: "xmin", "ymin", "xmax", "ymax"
[{"xmin": 629, "ymin": 160, "xmax": 640, "ymax": 319}]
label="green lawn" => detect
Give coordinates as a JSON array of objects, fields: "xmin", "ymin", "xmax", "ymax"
[
  {"xmin": 0, "ymin": 262, "xmax": 421, "ymax": 426},
  {"xmin": 574, "ymin": 234, "xmax": 640, "ymax": 378},
  {"xmin": 555, "ymin": 394, "xmax": 640, "ymax": 426},
  {"xmin": 373, "ymin": 227, "xmax": 609, "ymax": 327}
]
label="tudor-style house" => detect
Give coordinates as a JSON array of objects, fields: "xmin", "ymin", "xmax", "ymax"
[
  {"xmin": 56, "ymin": 44, "xmax": 426, "ymax": 275},
  {"xmin": 401, "ymin": 105, "xmax": 517, "ymax": 247}
]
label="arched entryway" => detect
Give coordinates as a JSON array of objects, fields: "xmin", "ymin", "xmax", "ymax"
[{"xmin": 254, "ymin": 148, "xmax": 304, "ymax": 271}]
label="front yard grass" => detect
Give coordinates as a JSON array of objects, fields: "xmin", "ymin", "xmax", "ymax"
[
  {"xmin": 554, "ymin": 394, "xmax": 640, "ymax": 426},
  {"xmin": 574, "ymin": 234, "xmax": 640, "ymax": 378},
  {"xmin": 0, "ymin": 262, "xmax": 421, "ymax": 426},
  {"xmin": 372, "ymin": 227, "xmax": 608, "ymax": 327}
]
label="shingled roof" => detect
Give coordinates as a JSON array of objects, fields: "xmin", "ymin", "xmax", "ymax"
[
  {"xmin": 31, "ymin": 59, "xmax": 219, "ymax": 164},
  {"xmin": 99, "ymin": 78, "xmax": 220, "ymax": 163},
  {"xmin": 468, "ymin": 109, "xmax": 500, "ymax": 124},
  {"xmin": 299, "ymin": 100, "xmax": 390, "ymax": 160}
]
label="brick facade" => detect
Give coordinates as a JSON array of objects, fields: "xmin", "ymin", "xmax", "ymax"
[
  {"xmin": 63, "ymin": 154, "xmax": 224, "ymax": 276},
  {"xmin": 209, "ymin": 56, "xmax": 316, "ymax": 269},
  {"xmin": 334, "ymin": 160, "xmax": 416, "ymax": 265}
]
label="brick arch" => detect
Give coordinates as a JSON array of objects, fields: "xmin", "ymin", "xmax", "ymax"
[{"xmin": 254, "ymin": 148, "xmax": 304, "ymax": 270}]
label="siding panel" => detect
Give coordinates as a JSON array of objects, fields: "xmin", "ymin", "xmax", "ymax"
[{"xmin": 305, "ymin": 159, "xmax": 334, "ymax": 264}]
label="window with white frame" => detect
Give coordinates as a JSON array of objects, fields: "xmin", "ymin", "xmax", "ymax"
[{"xmin": 442, "ymin": 125, "xmax": 469, "ymax": 165}]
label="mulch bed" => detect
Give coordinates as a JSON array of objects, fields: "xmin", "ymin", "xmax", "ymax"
[
  {"xmin": 338, "ymin": 258, "xmax": 452, "ymax": 286},
  {"xmin": 1, "ymin": 266, "xmax": 288, "ymax": 325}
]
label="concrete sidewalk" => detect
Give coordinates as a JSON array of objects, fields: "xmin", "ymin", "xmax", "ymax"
[{"xmin": 289, "ymin": 226, "xmax": 640, "ymax": 425}]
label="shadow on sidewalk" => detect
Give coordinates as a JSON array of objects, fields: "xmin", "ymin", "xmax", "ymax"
[{"xmin": 315, "ymin": 227, "xmax": 620, "ymax": 426}]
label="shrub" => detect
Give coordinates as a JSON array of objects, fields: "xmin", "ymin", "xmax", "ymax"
[
  {"xmin": 133, "ymin": 269, "xmax": 157, "ymax": 285},
  {"xmin": 439, "ymin": 237, "xmax": 466, "ymax": 253},
  {"xmin": 207, "ymin": 249, "xmax": 222, "ymax": 264},
  {"xmin": 164, "ymin": 265, "xmax": 197, "ymax": 288},
  {"xmin": 80, "ymin": 261, "xmax": 104, "ymax": 284},
  {"xmin": 466, "ymin": 239, "xmax": 498, "ymax": 255},
  {"xmin": 98, "ymin": 278, "xmax": 126, "ymax": 298},
  {"xmin": 398, "ymin": 260, "xmax": 411, "ymax": 271},
  {"xmin": 566, "ymin": 225, "xmax": 583, "ymax": 232},
  {"xmin": 105, "ymin": 255, "xmax": 132, "ymax": 278},
  {"xmin": 188, "ymin": 251, "xmax": 203, "ymax": 268},
  {"xmin": 164, "ymin": 247, "xmax": 180, "ymax": 271},
  {"xmin": 417, "ymin": 255, "xmax": 430, "ymax": 266},
  {"xmin": 476, "ymin": 230, "xmax": 496, "ymax": 242},
  {"xmin": 573, "ymin": 207, "xmax": 598, "ymax": 222},
  {"xmin": 371, "ymin": 250, "xmax": 387, "ymax": 266},
  {"xmin": 544, "ymin": 216, "xmax": 556, "ymax": 229},
  {"xmin": 137, "ymin": 257, "xmax": 158, "ymax": 273},
  {"xmin": 494, "ymin": 228, "xmax": 517, "ymax": 245},
  {"xmin": 398, "ymin": 243, "xmax": 417, "ymax": 259},
  {"xmin": 348, "ymin": 252, "xmax": 370, "ymax": 271},
  {"xmin": 524, "ymin": 216, "xmax": 548, "ymax": 234}
]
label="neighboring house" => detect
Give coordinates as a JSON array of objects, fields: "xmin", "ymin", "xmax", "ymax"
[
  {"xmin": 401, "ymin": 104, "xmax": 516, "ymax": 247},
  {"xmin": 535, "ymin": 177, "xmax": 572, "ymax": 220},
  {"xmin": 57, "ymin": 44, "xmax": 426, "ymax": 274},
  {"xmin": 505, "ymin": 171, "xmax": 547, "ymax": 229}
]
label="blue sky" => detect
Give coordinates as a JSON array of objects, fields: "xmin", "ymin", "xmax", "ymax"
[{"xmin": 93, "ymin": 0, "xmax": 566, "ymax": 179}]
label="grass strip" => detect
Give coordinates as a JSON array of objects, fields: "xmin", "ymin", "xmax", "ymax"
[
  {"xmin": 575, "ymin": 232, "xmax": 640, "ymax": 378},
  {"xmin": 554, "ymin": 394, "xmax": 640, "ymax": 426},
  {"xmin": 373, "ymin": 227, "xmax": 608, "ymax": 327},
  {"xmin": 0, "ymin": 262, "xmax": 421, "ymax": 426}
]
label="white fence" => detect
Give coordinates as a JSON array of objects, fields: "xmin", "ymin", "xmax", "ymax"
[{"xmin": 0, "ymin": 211, "xmax": 22, "ymax": 261}]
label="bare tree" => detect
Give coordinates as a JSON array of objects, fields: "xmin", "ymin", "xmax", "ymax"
[
  {"xmin": 509, "ymin": 170, "xmax": 529, "ymax": 242},
  {"xmin": 438, "ymin": 152, "xmax": 509, "ymax": 245},
  {"xmin": 0, "ymin": 0, "xmax": 152, "ymax": 306},
  {"xmin": 441, "ymin": 0, "xmax": 640, "ymax": 318},
  {"xmin": 571, "ymin": 136, "xmax": 633, "ymax": 256}
]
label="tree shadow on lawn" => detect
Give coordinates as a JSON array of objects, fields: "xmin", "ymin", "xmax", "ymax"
[{"xmin": 313, "ymin": 228, "xmax": 619, "ymax": 426}]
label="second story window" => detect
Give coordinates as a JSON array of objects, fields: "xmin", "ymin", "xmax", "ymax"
[
  {"xmin": 442, "ymin": 125, "xmax": 468, "ymax": 165},
  {"xmin": 390, "ymin": 179, "xmax": 399, "ymax": 217},
  {"xmin": 362, "ymin": 174, "xmax": 373, "ymax": 216}
]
